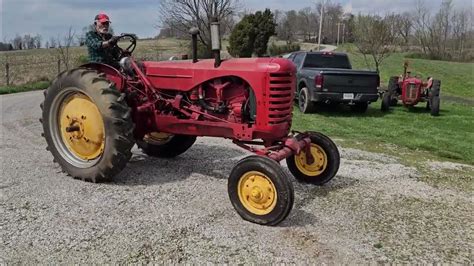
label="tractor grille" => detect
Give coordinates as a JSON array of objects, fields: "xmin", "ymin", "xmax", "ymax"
[
  {"xmin": 268, "ymin": 72, "xmax": 294, "ymax": 125},
  {"xmin": 407, "ymin": 83, "xmax": 418, "ymax": 100}
]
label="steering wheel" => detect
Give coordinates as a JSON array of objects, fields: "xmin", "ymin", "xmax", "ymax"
[{"xmin": 116, "ymin": 34, "xmax": 137, "ymax": 58}]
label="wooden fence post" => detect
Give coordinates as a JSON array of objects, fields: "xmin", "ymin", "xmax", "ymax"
[
  {"xmin": 5, "ymin": 63, "xmax": 10, "ymax": 86},
  {"xmin": 57, "ymin": 59, "xmax": 61, "ymax": 75}
]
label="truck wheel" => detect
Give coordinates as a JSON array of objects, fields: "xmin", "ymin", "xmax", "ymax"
[
  {"xmin": 298, "ymin": 87, "xmax": 316, "ymax": 113},
  {"xmin": 41, "ymin": 68, "xmax": 135, "ymax": 182},
  {"xmin": 430, "ymin": 80, "xmax": 441, "ymax": 116},
  {"xmin": 381, "ymin": 91, "xmax": 392, "ymax": 112},
  {"xmin": 286, "ymin": 132, "xmax": 340, "ymax": 185},
  {"xmin": 137, "ymin": 133, "xmax": 196, "ymax": 158},
  {"xmin": 228, "ymin": 156, "xmax": 294, "ymax": 226},
  {"xmin": 350, "ymin": 103, "xmax": 368, "ymax": 113}
]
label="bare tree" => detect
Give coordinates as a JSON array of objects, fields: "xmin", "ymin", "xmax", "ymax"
[
  {"xmin": 49, "ymin": 37, "xmax": 57, "ymax": 48},
  {"xmin": 158, "ymin": 0, "xmax": 240, "ymax": 48},
  {"xmin": 12, "ymin": 35, "xmax": 23, "ymax": 50},
  {"xmin": 56, "ymin": 27, "xmax": 76, "ymax": 71},
  {"xmin": 352, "ymin": 14, "xmax": 396, "ymax": 72},
  {"xmin": 451, "ymin": 9, "xmax": 470, "ymax": 57},
  {"xmin": 34, "ymin": 34, "xmax": 42, "ymax": 49}
]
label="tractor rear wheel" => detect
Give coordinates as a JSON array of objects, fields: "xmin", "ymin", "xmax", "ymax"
[
  {"xmin": 388, "ymin": 76, "xmax": 399, "ymax": 106},
  {"xmin": 381, "ymin": 91, "xmax": 392, "ymax": 112},
  {"xmin": 137, "ymin": 133, "xmax": 196, "ymax": 158},
  {"xmin": 228, "ymin": 156, "xmax": 294, "ymax": 226},
  {"xmin": 430, "ymin": 80, "xmax": 441, "ymax": 116},
  {"xmin": 298, "ymin": 87, "xmax": 316, "ymax": 113},
  {"xmin": 286, "ymin": 132, "xmax": 340, "ymax": 185},
  {"xmin": 41, "ymin": 68, "xmax": 135, "ymax": 182}
]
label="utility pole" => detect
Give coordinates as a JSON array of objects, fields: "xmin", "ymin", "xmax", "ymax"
[
  {"xmin": 342, "ymin": 23, "xmax": 346, "ymax": 44},
  {"xmin": 337, "ymin": 23, "xmax": 341, "ymax": 46},
  {"xmin": 317, "ymin": 1, "xmax": 324, "ymax": 51}
]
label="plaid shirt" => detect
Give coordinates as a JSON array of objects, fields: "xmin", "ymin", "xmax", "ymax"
[{"xmin": 85, "ymin": 31, "xmax": 120, "ymax": 68}]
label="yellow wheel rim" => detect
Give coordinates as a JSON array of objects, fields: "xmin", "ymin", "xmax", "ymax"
[
  {"xmin": 237, "ymin": 171, "xmax": 277, "ymax": 215},
  {"xmin": 144, "ymin": 132, "xmax": 173, "ymax": 145},
  {"xmin": 295, "ymin": 143, "xmax": 328, "ymax": 176},
  {"xmin": 59, "ymin": 93, "xmax": 105, "ymax": 160}
]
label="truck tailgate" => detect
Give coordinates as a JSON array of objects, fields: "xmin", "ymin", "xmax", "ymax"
[{"xmin": 322, "ymin": 70, "xmax": 379, "ymax": 93}]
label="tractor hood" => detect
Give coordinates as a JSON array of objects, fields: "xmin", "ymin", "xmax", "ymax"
[{"xmin": 143, "ymin": 57, "xmax": 295, "ymax": 91}]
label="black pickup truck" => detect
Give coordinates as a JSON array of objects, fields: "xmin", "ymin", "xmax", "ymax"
[{"xmin": 287, "ymin": 51, "xmax": 380, "ymax": 113}]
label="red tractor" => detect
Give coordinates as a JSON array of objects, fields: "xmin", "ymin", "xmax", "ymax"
[
  {"xmin": 381, "ymin": 61, "xmax": 441, "ymax": 116},
  {"xmin": 40, "ymin": 23, "xmax": 340, "ymax": 226}
]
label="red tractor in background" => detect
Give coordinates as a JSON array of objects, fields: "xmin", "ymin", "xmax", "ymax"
[
  {"xmin": 381, "ymin": 61, "xmax": 441, "ymax": 116},
  {"xmin": 40, "ymin": 20, "xmax": 340, "ymax": 226}
]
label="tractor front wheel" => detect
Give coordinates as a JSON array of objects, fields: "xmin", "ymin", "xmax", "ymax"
[
  {"xmin": 137, "ymin": 133, "xmax": 196, "ymax": 158},
  {"xmin": 286, "ymin": 132, "xmax": 340, "ymax": 185},
  {"xmin": 228, "ymin": 156, "xmax": 294, "ymax": 226},
  {"xmin": 41, "ymin": 68, "xmax": 135, "ymax": 182}
]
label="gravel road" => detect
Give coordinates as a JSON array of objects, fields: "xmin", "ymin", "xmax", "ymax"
[{"xmin": 1, "ymin": 91, "xmax": 472, "ymax": 263}]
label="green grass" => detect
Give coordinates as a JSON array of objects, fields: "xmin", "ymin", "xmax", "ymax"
[
  {"xmin": 292, "ymin": 100, "xmax": 474, "ymax": 164},
  {"xmin": 0, "ymin": 81, "xmax": 50, "ymax": 95}
]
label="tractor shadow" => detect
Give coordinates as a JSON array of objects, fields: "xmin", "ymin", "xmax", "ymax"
[
  {"xmin": 113, "ymin": 143, "xmax": 245, "ymax": 185},
  {"xmin": 112, "ymin": 141, "xmax": 357, "ymax": 227},
  {"xmin": 390, "ymin": 103, "xmax": 449, "ymax": 116},
  {"xmin": 298, "ymin": 103, "xmax": 389, "ymax": 118}
]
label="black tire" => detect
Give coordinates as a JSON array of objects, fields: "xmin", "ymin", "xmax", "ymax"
[
  {"xmin": 388, "ymin": 76, "xmax": 399, "ymax": 106},
  {"xmin": 286, "ymin": 132, "xmax": 340, "ymax": 185},
  {"xmin": 350, "ymin": 103, "xmax": 368, "ymax": 113},
  {"xmin": 137, "ymin": 134, "xmax": 196, "ymax": 158},
  {"xmin": 381, "ymin": 91, "xmax": 392, "ymax": 112},
  {"xmin": 430, "ymin": 80, "xmax": 441, "ymax": 116},
  {"xmin": 298, "ymin": 87, "xmax": 316, "ymax": 113},
  {"xmin": 41, "ymin": 68, "xmax": 134, "ymax": 182},
  {"xmin": 228, "ymin": 156, "xmax": 294, "ymax": 226}
]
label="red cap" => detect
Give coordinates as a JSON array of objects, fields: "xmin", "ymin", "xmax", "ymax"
[{"xmin": 95, "ymin": 13, "xmax": 110, "ymax": 23}]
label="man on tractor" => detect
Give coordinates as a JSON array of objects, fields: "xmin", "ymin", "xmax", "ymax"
[{"xmin": 85, "ymin": 13, "xmax": 121, "ymax": 69}]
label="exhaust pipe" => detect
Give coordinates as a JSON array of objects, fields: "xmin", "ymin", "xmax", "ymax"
[
  {"xmin": 189, "ymin": 27, "xmax": 199, "ymax": 63},
  {"xmin": 210, "ymin": 17, "xmax": 221, "ymax": 68}
]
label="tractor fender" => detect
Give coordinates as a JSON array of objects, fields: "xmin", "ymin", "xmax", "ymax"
[{"xmin": 81, "ymin": 63, "xmax": 126, "ymax": 91}]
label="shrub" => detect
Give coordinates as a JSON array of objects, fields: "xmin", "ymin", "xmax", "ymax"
[{"xmin": 268, "ymin": 43, "xmax": 301, "ymax": 56}]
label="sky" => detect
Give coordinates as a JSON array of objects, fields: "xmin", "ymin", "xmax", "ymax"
[{"xmin": 1, "ymin": 0, "xmax": 472, "ymax": 43}]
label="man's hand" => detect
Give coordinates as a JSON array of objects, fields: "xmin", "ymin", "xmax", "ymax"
[{"xmin": 107, "ymin": 36, "xmax": 121, "ymax": 46}]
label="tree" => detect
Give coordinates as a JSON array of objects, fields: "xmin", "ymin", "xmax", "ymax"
[
  {"xmin": 56, "ymin": 27, "xmax": 76, "ymax": 70},
  {"xmin": 228, "ymin": 14, "xmax": 256, "ymax": 57},
  {"xmin": 34, "ymin": 34, "xmax": 42, "ymax": 49},
  {"xmin": 12, "ymin": 35, "xmax": 22, "ymax": 50},
  {"xmin": 253, "ymin": 9, "xmax": 276, "ymax": 56},
  {"xmin": 351, "ymin": 14, "xmax": 396, "ymax": 72},
  {"xmin": 158, "ymin": 0, "xmax": 240, "ymax": 53},
  {"xmin": 228, "ymin": 9, "xmax": 276, "ymax": 57},
  {"xmin": 49, "ymin": 37, "xmax": 57, "ymax": 48}
]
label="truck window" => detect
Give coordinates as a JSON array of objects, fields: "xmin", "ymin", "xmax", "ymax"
[
  {"xmin": 303, "ymin": 54, "xmax": 351, "ymax": 69},
  {"xmin": 292, "ymin": 53, "xmax": 305, "ymax": 68}
]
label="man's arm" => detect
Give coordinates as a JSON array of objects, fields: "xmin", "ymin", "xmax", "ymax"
[{"xmin": 85, "ymin": 32, "xmax": 116, "ymax": 49}]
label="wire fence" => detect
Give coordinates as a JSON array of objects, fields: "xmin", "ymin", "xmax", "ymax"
[{"xmin": 0, "ymin": 52, "xmax": 169, "ymax": 86}]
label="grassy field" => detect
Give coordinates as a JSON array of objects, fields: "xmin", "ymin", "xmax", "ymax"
[{"xmin": 292, "ymin": 44, "xmax": 474, "ymax": 165}]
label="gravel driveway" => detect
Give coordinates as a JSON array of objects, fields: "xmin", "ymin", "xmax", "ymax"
[{"xmin": 1, "ymin": 91, "xmax": 472, "ymax": 263}]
